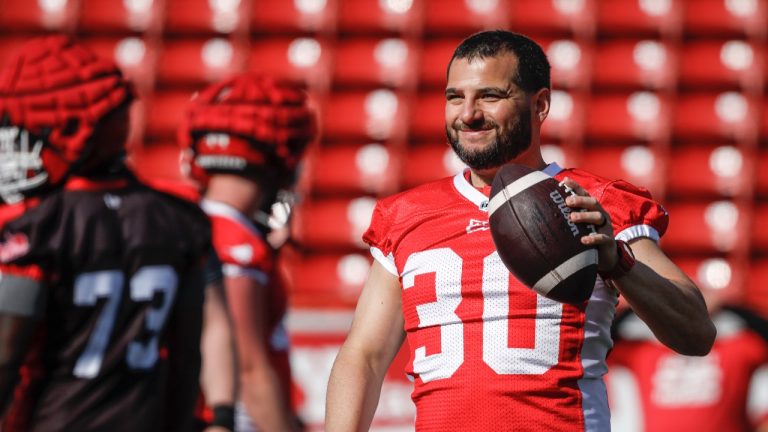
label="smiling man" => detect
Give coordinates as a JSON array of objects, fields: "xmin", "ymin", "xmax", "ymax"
[{"xmin": 325, "ymin": 30, "xmax": 715, "ymax": 432}]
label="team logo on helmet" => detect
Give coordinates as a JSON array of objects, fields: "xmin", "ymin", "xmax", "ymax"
[{"xmin": 0, "ymin": 123, "xmax": 49, "ymax": 204}]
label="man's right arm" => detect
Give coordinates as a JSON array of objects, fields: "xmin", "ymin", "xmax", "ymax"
[{"xmin": 325, "ymin": 261, "xmax": 406, "ymax": 432}]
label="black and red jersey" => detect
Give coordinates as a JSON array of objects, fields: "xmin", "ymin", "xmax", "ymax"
[{"xmin": 0, "ymin": 173, "xmax": 211, "ymax": 432}]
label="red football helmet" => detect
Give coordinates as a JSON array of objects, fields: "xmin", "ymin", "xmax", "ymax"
[
  {"xmin": 178, "ymin": 73, "xmax": 316, "ymax": 188},
  {"xmin": 0, "ymin": 36, "xmax": 134, "ymax": 204}
]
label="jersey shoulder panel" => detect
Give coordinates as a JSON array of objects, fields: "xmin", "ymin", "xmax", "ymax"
[
  {"xmin": 363, "ymin": 176, "xmax": 458, "ymax": 256},
  {"xmin": 202, "ymin": 200, "xmax": 273, "ymax": 274}
]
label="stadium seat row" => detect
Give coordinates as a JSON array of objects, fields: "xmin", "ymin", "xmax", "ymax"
[{"xmin": 1, "ymin": 0, "xmax": 766, "ymax": 39}]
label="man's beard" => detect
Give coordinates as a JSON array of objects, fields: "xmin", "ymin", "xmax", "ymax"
[{"xmin": 446, "ymin": 108, "xmax": 532, "ymax": 170}]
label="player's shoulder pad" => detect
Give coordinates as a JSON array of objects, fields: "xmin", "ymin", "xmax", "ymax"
[{"xmin": 202, "ymin": 200, "xmax": 272, "ymax": 271}]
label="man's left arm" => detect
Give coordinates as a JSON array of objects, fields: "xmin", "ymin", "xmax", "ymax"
[
  {"xmin": 563, "ymin": 178, "xmax": 716, "ymax": 356},
  {"xmin": 0, "ymin": 270, "xmax": 45, "ymax": 416}
]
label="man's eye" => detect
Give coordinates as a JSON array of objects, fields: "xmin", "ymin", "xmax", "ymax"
[{"xmin": 482, "ymin": 94, "xmax": 501, "ymax": 100}]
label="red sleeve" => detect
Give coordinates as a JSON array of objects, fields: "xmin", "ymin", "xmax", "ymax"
[
  {"xmin": 208, "ymin": 214, "xmax": 273, "ymax": 282},
  {"xmin": 597, "ymin": 180, "xmax": 669, "ymax": 242},
  {"xmin": 362, "ymin": 198, "xmax": 399, "ymax": 276}
]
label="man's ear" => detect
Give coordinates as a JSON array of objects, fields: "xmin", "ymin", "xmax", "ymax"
[{"xmin": 534, "ymin": 88, "xmax": 550, "ymax": 123}]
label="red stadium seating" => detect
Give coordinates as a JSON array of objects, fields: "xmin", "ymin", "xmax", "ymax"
[
  {"xmin": 750, "ymin": 203, "xmax": 768, "ymax": 253},
  {"xmin": 156, "ymin": 37, "xmax": 248, "ymax": 87},
  {"xmin": 757, "ymin": 150, "xmax": 768, "ymax": 198},
  {"xmin": 279, "ymin": 248, "xmax": 372, "ymax": 307},
  {"xmin": 509, "ymin": 0, "xmax": 596, "ymax": 38},
  {"xmin": 745, "ymin": 258, "xmax": 768, "ymax": 318},
  {"xmin": 596, "ymin": 0, "xmax": 683, "ymax": 37},
  {"xmin": 81, "ymin": 36, "xmax": 159, "ymax": 92},
  {"xmin": 407, "ymin": 91, "xmax": 444, "ymax": 141},
  {"xmin": 291, "ymin": 196, "xmax": 378, "ymax": 250},
  {"xmin": 251, "ymin": 0, "xmax": 338, "ymax": 34},
  {"xmin": 683, "ymin": 0, "xmax": 767, "ymax": 39},
  {"xmin": 678, "ymin": 40, "xmax": 764, "ymax": 92},
  {"xmin": 0, "ymin": 35, "xmax": 31, "ymax": 67},
  {"xmin": 336, "ymin": 0, "xmax": 424, "ymax": 36},
  {"xmin": 143, "ymin": 90, "xmax": 194, "ymax": 139},
  {"xmin": 584, "ymin": 91, "xmax": 671, "ymax": 142},
  {"xmin": 540, "ymin": 38, "xmax": 592, "ymax": 90},
  {"xmin": 78, "ymin": 0, "xmax": 164, "ymax": 33},
  {"xmin": 672, "ymin": 91, "xmax": 760, "ymax": 144},
  {"xmin": 418, "ymin": 38, "xmax": 461, "ymax": 88},
  {"xmin": 248, "ymin": 37, "xmax": 333, "ymax": 93},
  {"xmin": 320, "ymin": 89, "xmax": 410, "ymax": 141},
  {"xmin": 666, "ymin": 145, "xmax": 754, "ymax": 199},
  {"xmin": 674, "ymin": 255, "xmax": 747, "ymax": 303},
  {"xmin": 578, "ymin": 145, "xmax": 666, "ymax": 199},
  {"xmin": 661, "ymin": 199, "xmax": 750, "ymax": 254},
  {"xmin": 164, "ymin": 0, "xmax": 250, "ymax": 34},
  {"xmin": 400, "ymin": 143, "xmax": 466, "ymax": 189},
  {"xmin": 543, "ymin": 89, "xmax": 587, "ymax": 143},
  {"xmin": 333, "ymin": 38, "xmax": 419, "ymax": 89},
  {"xmin": 592, "ymin": 39, "xmax": 677, "ymax": 90},
  {"xmin": 0, "ymin": 0, "xmax": 79, "ymax": 32},
  {"xmin": 422, "ymin": 0, "xmax": 511, "ymax": 35},
  {"xmin": 298, "ymin": 143, "xmax": 402, "ymax": 197}
]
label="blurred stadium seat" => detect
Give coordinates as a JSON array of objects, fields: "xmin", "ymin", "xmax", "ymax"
[
  {"xmin": 661, "ymin": 199, "xmax": 751, "ymax": 254},
  {"xmin": 298, "ymin": 143, "xmax": 402, "ymax": 197},
  {"xmin": 578, "ymin": 144, "xmax": 666, "ymax": 199},
  {"xmin": 400, "ymin": 143, "xmax": 466, "ymax": 189},
  {"xmin": 417, "ymin": 38, "xmax": 461, "ymax": 88},
  {"xmin": 584, "ymin": 91, "xmax": 672, "ymax": 142},
  {"xmin": 320, "ymin": 89, "xmax": 410, "ymax": 141},
  {"xmin": 333, "ymin": 37, "xmax": 419, "ymax": 89},
  {"xmin": 291, "ymin": 196, "xmax": 377, "ymax": 250},
  {"xmin": 745, "ymin": 258, "xmax": 768, "ymax": 318},
  {"xmin": 509, "ymin": 0, "xmax": 596, "ymax": 38},
  {"xmin": 248, "ymin": 37, "xmax": 333, "ymax": 93},
  {"xmin": 144, "ymin": 90, "xmax": 193, "ymax": 139},
  {"xmin": 595, "ymin": 0, "xmax": 683, "ymax": 38},
  {"xmin": 163, "ymin": 0, "xmax": 250, "ymax": 34},
  {"xmin": 251, "ymin": 0, "xmax": 338, "ymax": 34},
  {"xmin": 682, "ymin": 0, "xmax": 767, "ymax": 39},
  {"xmin": 540, "ymin": 37, "xmax": 592, "ymax": 90},
  {"xmin": 592, "ymin": 39, "xmax": 677, "ymax": 91},
  {"xmin": 422, "ymin": 0, "xmax": 510, "ymax": 36},
  {"xmin": 751, "ymin": 203, "xmax": 768, "ymax": 253},
  {"xmin": 757, "ymin": 150, "xmax": 768, "ymax": 198},
  {"xmin": 81, "ymin": 36, "xmax": 159, "ymax": 92},
  {"xmin": 678, "ymin": 40, "xmax": 764, "ymax": 93},
  {"xmin": 672, "ymin": 91, "xmax": 760, "ymax": 144},
  {"xmin": 674, "ymin": 255, "xmax": 747, "ymax": 303},
  {"xmin": 542, "ymin": 89, "xmax": 587, "ymax": 143},
  {"xmin": 78, "ymin": 0, "xmax": 164, "ymax": 33},
  {"xmin": 0, "ymin": 0, "xmax": 79, "ymax": 32},
  {"xmin": 666, "ymin": 145, "xmax": 754, "ymax": 199},
  {"xmin": 156, "ymin": 37, "xmax": 248, "ymax": 87},
  {"xmin": 279, "ymin": 248, "xmax": 371, "ymax": 307},
  {"xmin": 336, "ymin": 0, "xmax": 424, "ymax": 36}
]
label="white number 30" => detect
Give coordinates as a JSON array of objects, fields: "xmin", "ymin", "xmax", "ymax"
[
  {"xmin": 403, "ymin": 249, "xmax": 563, "ymax": 383},
  {"xmin": 72, "ymin": 265, "xmax": 178, "ymax": 378}
]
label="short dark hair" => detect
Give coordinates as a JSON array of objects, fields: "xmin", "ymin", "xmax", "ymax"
[{"xmin": 448, "ymin": 30, "xmax": 551, "ymax": 93}]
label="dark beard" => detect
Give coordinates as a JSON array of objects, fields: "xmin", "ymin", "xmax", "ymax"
[{"xmin": 446, "ymin": 107, "xmax": 532, "ymax": 170}]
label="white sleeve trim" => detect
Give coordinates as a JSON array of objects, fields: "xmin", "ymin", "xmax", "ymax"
[
  {"xmin": 615, "ymin": 224, "xmax": 660, "ymax": 243},
  {"xmin": 370, "ymin": 247, "xmax": 398, "ymax": 277},
  {"xmin": 222, "ymin": 263, "xmax": 270, "ymax": 285}
]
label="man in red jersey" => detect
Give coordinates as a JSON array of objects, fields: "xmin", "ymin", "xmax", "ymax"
[
  {"xmin": 325, "ymin": 30, "xmax": 716, "ymax": 432},
  {"xmin": 608, "ymin": 281, "xmax": 768, "ymax": 432},
  {"xmin": 0, "ymin": 36, "xmax": 211, "ymax": 432},
  {"xmin": 179, "ymin": 73, "xmax": 316, "ymax": 432}
]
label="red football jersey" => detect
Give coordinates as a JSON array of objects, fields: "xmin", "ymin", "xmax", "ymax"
[
  {"xmin": 201, "ymin": 199, "xmax": 292, "ymax": 390},
  {"xmin": 608, "ymin": 309, "xmax": 768, "ymax": 432},
  {"xmin": 363, "ymin": 163, "xmax": 668, "ymax": 432}
]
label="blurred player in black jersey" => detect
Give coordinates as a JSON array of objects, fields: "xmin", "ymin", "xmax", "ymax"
[{"xmin": 0, "ymin": 36, "xmax": 211, "ymax": 432}]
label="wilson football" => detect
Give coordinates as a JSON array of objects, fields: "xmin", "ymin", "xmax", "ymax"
[{"xmin": 488, "ymin": 164, "xmax": 598, "ymax": 304}]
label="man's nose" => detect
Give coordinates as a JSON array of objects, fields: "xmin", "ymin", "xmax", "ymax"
[{"xmin": 459, "ymin": 100, "xmax": 483, "ymax": 126}]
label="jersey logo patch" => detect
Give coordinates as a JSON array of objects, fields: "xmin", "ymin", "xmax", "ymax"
[
  {"xmin": 0, "ymin": 232, "xmax": 30, "ymax": 262},
  {"xmin": 229, "ymin": 243, "xmax": 253, "ymax": 264},
  {"xmin": 104, "ymin": 194, "xmax": 122, "ymax": 209},
  {"xmin": 466, "ymin": 219, "xmax": 490, "ymax": 234}
]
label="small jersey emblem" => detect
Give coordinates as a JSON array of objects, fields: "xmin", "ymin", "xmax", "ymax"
[
  {"xmin": 104, "ymin": 194, "xmax": 122, "ymax": 209},
  {"xmin": 0, "ymin": 232, "xmax": 30, "ymax": 263},
  {"xmin": 466, "ymin": 219, "xmax": 490, "ymax": 234}
]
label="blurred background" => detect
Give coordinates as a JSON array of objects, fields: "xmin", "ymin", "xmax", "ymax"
[{"xmin": 2, "ymin": 0, "xmax": 767, "ymax": 429}]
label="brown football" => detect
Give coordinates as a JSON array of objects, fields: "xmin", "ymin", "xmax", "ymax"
[{"xmin": 488, "ymin": 164, "xmax": 598, "ymax": 304}]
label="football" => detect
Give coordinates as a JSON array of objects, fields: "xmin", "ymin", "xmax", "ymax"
[{"xmin": 488, "ymin": 164, "xmax": 598, "ymax": 304}]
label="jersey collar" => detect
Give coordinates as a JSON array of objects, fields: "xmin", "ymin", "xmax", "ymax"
[{"xmin": 452, "ymin": 162, "xmax": 564, "ymax": 212}]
